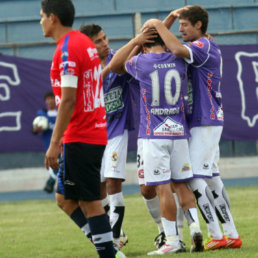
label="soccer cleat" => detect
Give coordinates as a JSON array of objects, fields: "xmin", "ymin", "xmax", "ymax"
[
  {"xmin": 154, "ymin": 232, "xmax": 166, "ymax": 249},
  {"xmin": 224, "ymin": 235, "xmax": 242, "ymax": 248},
  {"xmin": 115, "ymin": 250, "xmax": 126, "ymax": 258},
  {"xmin": 190, "ymin": 232, "xmax": 204, "ymax": 252},
  {"xmin": 147, "ymin": 243, "xmax": 185, "ymax": 255},
  {"xmin": 120, "ymin": 229, "xmax": 128, "ymax": 249},
  {"xmin": 179, "ymin": 240, "xmax": 187, "ymax": 252},
  {"xmin": 204, "ymin": 236, "xmax": 227, "ymax": 250}
]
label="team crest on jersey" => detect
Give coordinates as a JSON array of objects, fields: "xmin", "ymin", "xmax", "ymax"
[
  {"xmin": 182, "ymin": 163, "xmax": 191, "ymax": 172},
  {"xmin": 153, "ymin": 117, "xmax": 184, "ymax": 136},
  {"xmin": 112, "ymin": 152, "xmax": 118, "ymax": 161},
  {"xmin": 138, "ymin": 169, "xmax": 144, "ymax": 179},
  {"xmin": 191, "ymin": 40, "xmax": 204, "ymax": 48}
]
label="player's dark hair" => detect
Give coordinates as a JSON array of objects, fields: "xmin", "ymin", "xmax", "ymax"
[
  {"xmin": 143, "ymin": 30, "xmax": 165, "ymax": 48},
  {"xmin": 41, "ymin": 0, "xmax": 75, "ymax": 27},
  {"xmin": 44, "ymin": 91, "xmax": 54, "ymax": 100},
  {"xmin": 79, "ymin": 24, "xmax": 103, "ymax": 38},
  {"xmin": 179, "ymin": 5, "xmax": 208, "ymax": 34}
]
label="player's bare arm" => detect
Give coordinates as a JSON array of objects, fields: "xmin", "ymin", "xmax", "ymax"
[
  {"xmin": 109, "ymin": 30, "xmax": 156, "ymax": 74},
  {"xmin": 163, "ymin": 6, "xmax": 191, "ymax": 29},
  {"xmin": 142, "ymin": 19, "xmax": 190, "ymax": 59},
  {"xmin": 45, "ymin": 86, "xmax": 76, "ymax": 170}
]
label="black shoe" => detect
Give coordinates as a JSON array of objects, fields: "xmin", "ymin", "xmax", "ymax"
[
  {"xmin": 154, "ymin": 232, "xmax": 166, "ymax": 249},
  {"xmin": 43, "ymin": 177, "xmax": 56, "ymax": 193}
]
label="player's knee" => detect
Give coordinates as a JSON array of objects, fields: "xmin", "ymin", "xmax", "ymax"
[{"xmin": 140, "ymin": 184, "xmax": 156, "ymax": 199}]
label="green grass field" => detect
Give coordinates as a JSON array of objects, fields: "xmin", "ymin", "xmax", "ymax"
[{"xmin": 0, "ymin": 185, "xmax": 258, "ymax": 258}]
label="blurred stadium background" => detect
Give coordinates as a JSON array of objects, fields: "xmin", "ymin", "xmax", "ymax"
[{"xmin": 0, "ymin": 0, "xmax": 258, "ymax": 193}]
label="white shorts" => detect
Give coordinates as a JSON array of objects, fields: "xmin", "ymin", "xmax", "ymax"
[
  {"xmin": 189, "ymin": 126, "xmax": 222, "ymax": 178},
  {"xmin": 142, "ymin": 138, "xmax": 193, "ymax": 186},
  {"xmin": 137, "ymin": 138, "xmax": 145, "ymax": 185},
  {"xmin": 100, "ymin": 130, "xmax": 128, "ymax": 182}
]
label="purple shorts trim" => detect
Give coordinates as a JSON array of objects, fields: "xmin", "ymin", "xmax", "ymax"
[
  {"xmin": 193, "ymin": 174, "xmax": 213, "ymax": 179},
  {"xmin": 146, "ymin": 179, "xmax": 171, "ymax": 186},
  {"xmin": 171, "ymin": 176, "xmax": 194, "ymax": 183},
  {"xmin": 212, "ymin": 173, "xmax": 220, "ymax": 177}
]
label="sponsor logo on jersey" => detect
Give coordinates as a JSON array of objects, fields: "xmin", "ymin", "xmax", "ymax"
[
  {"xmin": 112, "ymin": 152, "xmax": 118, "ymax": 161},
  {"xmin": 203, "ymin": 163, "xmax": 209, "ymax": 170},
  {"xmin": 104, "ymin": 86, "xmax": 124, "ymax": 113},
  {"xmin": 61, "ymin": 51, "xmax": 69, "ymax": 58},
  {"xmin": 192, "ymin": 40, "xmax": 204, "ymax": 48},
  {"xmin": 154, "ymin": 169, "xmax": 160, "ymax": 175},
  {"xmin": 153, "ymin": 117, "xmax": 184, "ymax": 136},
  {"xmin": 87, "ymin": 47, "xmax": 99, "ymax": 60},
  {"xmin": 59, "ymin": 61, "xmax": 76, "ymax": 69},
  {"xmin": 95, "ymin": 122, "xmax": 106, "ymax": 128},
  {"xmin": 217, "ymin": 106, "xmax": 224, "ymax": 121},
  {"xmin": 138, "ymin": 169, "xmax": 144, "ymax": 179},
  {"xmin": 182, "ymin": 163, "xmax": 191, "ymax": 172}
]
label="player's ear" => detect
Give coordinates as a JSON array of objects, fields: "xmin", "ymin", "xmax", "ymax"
[
  {"xmin": 49, "ymin": 13, "xmax": 58, "ymax": 24},
  {"xmin": 195, "ymin": 21, "xmax": 202, "ymax": 31}
]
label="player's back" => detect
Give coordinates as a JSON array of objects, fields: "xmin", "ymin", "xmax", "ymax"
[{"xmin": 126, "ymin": 51, "xmax": 189, "ymax": 139}]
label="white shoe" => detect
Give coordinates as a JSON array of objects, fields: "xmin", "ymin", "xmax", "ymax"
[
  {"xmin": 147, "ymin": 243, "xmax": 184, "ymax": 255},
  {"xmin": 120, "ymin": 229, "xmax": 128, "ymax": 249},
  {"xmin": 115, "ymin": 250, "xmax": 126, "ymax": 258}
]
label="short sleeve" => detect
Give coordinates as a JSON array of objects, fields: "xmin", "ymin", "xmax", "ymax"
[
  {"xmin": 125, "ymin": 55, "xmax": 139, "ymax": 80},
  {"xmin": 185, "ymin": 38, "xmax": 210, "ymax": 67}
]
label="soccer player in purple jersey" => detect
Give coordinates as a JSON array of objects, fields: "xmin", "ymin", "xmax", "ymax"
[
  {"xmin": 107, "ymin": 30, "xmax": 204, "ymax": 255},
  {"xmin": 143, "ymin": 5, "xmax": 242, "ymax": 250},
  {"xmin": 79, "ymin": 24, "xmax": 137, "ymax": 252}
]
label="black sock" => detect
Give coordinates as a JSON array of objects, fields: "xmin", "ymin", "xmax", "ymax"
[
  {"xmin": 70, "ymin": 207, "xmax": 92, "ymax": 241},
  {"xmin": 88, "ymin": 214, "xmax": 115, "ymax": 258}
]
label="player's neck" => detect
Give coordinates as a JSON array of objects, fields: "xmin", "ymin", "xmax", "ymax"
[
  {"xmin": 146, "ymin": 45, "xmax": 166, "ymax": 54},
  {"xmin": 52, "ymin": 25, "xmax": 73, "ymax": 42}
]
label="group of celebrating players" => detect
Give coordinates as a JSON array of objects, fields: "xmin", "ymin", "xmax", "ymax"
[{"xmin": 40, "ymin": 0, "xmax": 242, "ymax": 257}]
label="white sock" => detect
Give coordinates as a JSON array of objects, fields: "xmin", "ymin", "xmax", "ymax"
[
  {"xmin": 144, "ymin": 196, "xmax": 164, "ymax": 233},
  {"xmin": 189, "ymin": 178, "xmax": 223, "ymax": 239},
  {"xmin": 161, "ymin": 217, "xmax": 179, "ymax": 245},
  {"xmin": 109, "ymin": 192, "xmax": 125, "ymax": 238},
  {"xmin": 206, "ymin": 176, "xmax": 239, "ymax": 238},
  {"xmin": 173, "ymin": 193, "xmax": 184, "ymax": 241}
]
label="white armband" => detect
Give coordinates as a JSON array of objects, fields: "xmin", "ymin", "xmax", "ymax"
[{"xmin": 61, "ymin": 75, "xmax": 78, "ymax": 88}]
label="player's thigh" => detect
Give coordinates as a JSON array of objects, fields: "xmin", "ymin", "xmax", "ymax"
[
  {"xmin": 137, "ymin": 138, "xmax": 145, "ymax": 185},
  {"xmin": 101, "ymin": 130, "xmax": 128, "ymax": 181},
  {"xmin": 63, "ymin": 142, "xmax": 105, "ymax": 201},
  {"xmin": 170, "ymin": 139, "xmax": 193, "ymax": 182},
  {"xmin": 189, "ymin": 126, "xmax": 222, "ymax": 177},
  {"xmin": 143, "ymin": 139, "xmax": 171, "ymax": 185}
]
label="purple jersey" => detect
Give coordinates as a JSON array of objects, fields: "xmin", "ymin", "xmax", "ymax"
[
  {"xmin": 125, "ymin": 52, "xmax": 190, "ymax": 139},
  {"xmin": 184, "ymin": 37, "xmax": 224, "ymax": 128},
  {"xmin": 104, "ymin": 50, "xmax": 135, "ymax": 139}
]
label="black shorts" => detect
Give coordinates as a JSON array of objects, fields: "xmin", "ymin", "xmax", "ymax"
[{"xmin": 60, "ymin": 142, "xmax": 105, "ymax": 201}]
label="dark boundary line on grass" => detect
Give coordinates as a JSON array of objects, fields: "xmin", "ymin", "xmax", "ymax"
[{"xmin": 0, "ymin": 177, "xmax": 258, "ymax": 202}]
